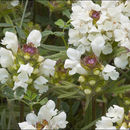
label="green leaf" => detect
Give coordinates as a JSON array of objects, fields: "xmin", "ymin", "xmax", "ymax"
[
  {"xmin": 39, "ymin": 97, "xmax": 48, "ymax": 105},
  {"xmin": 62, "ymin": 9, "xmax": 70, "ymax": 18},
  {"xmin": 2, "ymin": 86, "xmax": 14, "ymax": 99},
  {"xmin": 45, "ymin": 51, "xmax": 67, "ymax": 60},
  {"xmin": 58, "ymin": 90, "xmax": 79, "ymax": 99},
  {"xmin": 15, "ymin": 87, "xmax": 24, "ymax": 97},
  {"xmin": 0, "ymin": 23, "xmax": 13, "ymax": 27},
  {"xmin": 55, "ymin": 19, "xmax": 65, "ymax": 28},
  {"xmin": 53, "ymin": 31, "xmax": 64, "ymax": 37},
  {"xmin": 81, "ymin": 118, "xmax": 100, "ymax": 130},
  {"xmin": 16, "ymin": 26, "xmax": 26, "ymax": 39},
  {"xmin": 107, "ymin": 84, "xmax": 130, "ymax": 94},
  {"xmin": 41, "ymin": 44, "xmax": 66, "ymax": 52},
  {"xmin": 72, "ymin": 101, "xmax": 80, "ymax": 115},
  {"xmin": 42, "ymin": 30, "xmax": 53, "ymax": 37}
]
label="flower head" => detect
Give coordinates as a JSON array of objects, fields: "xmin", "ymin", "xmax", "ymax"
[{"xmin": 18, "ymin": 100, "xmax": 68, "ymax": 130}]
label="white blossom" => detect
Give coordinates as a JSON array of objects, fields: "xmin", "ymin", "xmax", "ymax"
[
  {"xmin": 17, "ymin": 63, "xmax": 33, "ymax": 76},
  {"xmin": 39, "ymin": 59, "xmax": 56, "ymax": 77},
  {"xmin": 27, "ymin": 30, "xmax": 42, "ymax": 47},
  {"xmin": 1, "ymin": 32, "xmax": 18, "ymax": 53},
  {"xmin": 11, "ymin": 0, "xmax": 19, "ymax": 7},
  {"xmin": 64, "ymin": 48, "xmax": 87, "ymax": 75},
  {"xmin": 96, "ymin": 116, "xmax": 116, "ymax": 129},
  {"xmin": 114, "ymin": 53, "xmax": 129, "ymax": 69},
  {"xmin": 0, "ymin": 47, "xmax": 14, "ymax": 68},
  {"xmin": 0, "ymin": 68, "xmax": 9, "ymax": 84},
  {"xmin": 96, "ymin": 105, "xmax": 125, "ymax": 129},
  {"xmin": 13, "ymin": 81, "xmax": 28, "ymax": 92},
  {"xmin": 34, "ymin": 76, "xmax": 48, "ymax": 93},
  {"xmin": 18, "ymin": 100, "xmax": 68, "ymax": 130},
  {"xmin": 106, "ymin": 105, "xmax": 124, "ymax": 124},
  {"xmin": 102, "ymin": 64, "xmax": 119, "ymax": 80}
]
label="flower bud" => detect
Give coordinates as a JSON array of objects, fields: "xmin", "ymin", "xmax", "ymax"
[
  {"xmin": 33, "ymin": 68, "xmax": 39, "ymax": 74},
  {"xmin": 89, "ymin": 80, "xmax": 96, "ymax": 86},
  {"xmin": 95, "ymin": 87, "xmax": 101, "ymax": 93},
  {"xmin": 13, "ymin": 76, "xmax": 17, "ymax": 81},
  {"xmin": 84, "ymin": 89, "xmax": 91, "ymax": 95},
  {"xmin": 93, "ymin": 69, "xmax": 100, "ymax": 75},
  {"xmin": 78, "ymin": 76, "xmax": 85, "ymax": 83},
  {"xmin": 24, "ymin": 54, "xmax": 30, "ymax": 60},
  {"xmin": 13, "ymin": 64, "xmax": 17, "ymax": 70},
  {"xmin": 38, "ymin": 56, "xmax": 44, "ymax": 62},
  {"xmin": 27, "ymin": 78, "xmax": 33, "ymax": 84}
]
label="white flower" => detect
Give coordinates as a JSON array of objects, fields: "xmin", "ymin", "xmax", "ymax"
[
  {"xmin": 49, "ymin": 112, "xmax": 68, "ymax": 129},
  {"xmin": 17, "ymin": 71, "xmax": 29, "ymax": 82},
  {"xmin": 17, "ymin": 63, "xmax": 33, "ymax": 76},
  {"xmin": 114, "ymin": 53, "xmax": 129, "ymax": 69},
  {"xmin": 0, "ymin": 47, "xmax": 14, "ymax": 68},
  {"xmin": 96, "ymin": 116, "xmax": 116, "ymax": 129},
  {"xmin": 91, "ymin": 36, "xmax": 105, "ymax": 57},
  {"xmin": 18, "ymin": 122, "xmax": 36, "ymax": 130},
  {"xmin": 34, "ymin": 76, "xmax": 48, "ymax": 93},
  {"xmin": 27, "ymin": 30, "xmax": 42, "ymax": 47},
  {"xmin": 13, "ymin": 81, "xmax": 28, "ymax": 92},
  {"xmin": 96, "ymin": 105, "xmax": 126, "ymax": 129},
  {"xmin": 40, "ymin": 59, "xmax": 56, "ymax": 77},
  {"xmin": 18, "ymin": 100, "xmax": 68, "ymax": 130},
  {"xmin": 106, "ymin": 105, "xmax": 124, "ymax": 124},
  {"xmin": 102, "ymin": 64, "xmax": 119, "ymax": 80},
  {"xmin": 0, "ymin": 68, "xmax": 9, "ymax": 84},
  {"xmin": 11, "ymin": 0, "xmax": 19, "ymax": 7},
  {"xmin": 1, "ymin": 32, "xmax": 18, "ymax": 53},
  {"xmin": 64, "ymin": 48, "xmax": 87, "ymax": 75}
]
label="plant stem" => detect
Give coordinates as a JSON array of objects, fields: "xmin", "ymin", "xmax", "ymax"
[
  {"xmin": 102, "ymin": 102, "xmax": 106, "ymax": 116},
  {"xmin": 20, "ymin": 0, "xmax": 28, "ymax": 28},
  {"xmin": 20, "ymin": 101, "xmax": 24, "ymax": 122},
  {"xmin": 62, "ymin": 36, "xmax": 68, "ymax": 49},
  {"xmin": 92, "ymin": 96, "xmax": 96, "ymax": 129}
]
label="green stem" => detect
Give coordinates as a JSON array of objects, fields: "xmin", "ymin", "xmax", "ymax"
[
  {"xmin": 102, "ymin": 102, "xmax": 106, "ymax": 116},
  {"xmin": 20, "ymin": 0, "xmax": 28, "ymax": 28},
  {"xmin": 20, "ymin": 101, "xmax": 24, "ymax": 122},
  {"xmin": 92, "ymin": 96, "xmax": 96, "ymax": 129},
  {"xmin": 61, "ymin": 36, "xmax": 68, "ymax": 49}
]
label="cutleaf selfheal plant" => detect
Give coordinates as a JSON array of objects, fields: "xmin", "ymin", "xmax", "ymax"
[{"xmin": 0, "ymin": 30, "xmax": 56, "ymax": 98}]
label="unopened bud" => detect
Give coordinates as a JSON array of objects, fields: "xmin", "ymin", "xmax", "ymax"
[
  {"xmin": 84, "ymin": 89, "xmax": 91, "ymax": 95},
  {"xmin": 95, "ymin": 87, "xmax": 101, "ymax": 93},
  {"xmin": 27, "ymin": 78, "xmax": 33, "ymax": 84},
  {"xmin": 78, "ymin": 76, "xmax": 85, "ymax": 83},
  {"xmin": 93, "ymin": 69, "xmax": 100, "ymax": 75},
  {"xmin": 24, "ymin": 54, "xmax": 30, "ymax": 60},
  {"xmin": 13, "ymin": 64, "xmax": 17, "ymax": 70},
  {"xmin": 38, "ymin": 56, "xmax": 44, "ymax": 62},
  {"xmin": 89, "ymin": 80, "xmax": 96, "ymax": 86},
  {"xmin": 33, "ymin": 68, "xmax": 39, "ymax": 74},
  {"xmin": 13, "ymin": 76, "xmax": 17, "ymax": 81},
  {"xmin": 125, "ymin": 100, "xmax": 130, "ymax": 105}
]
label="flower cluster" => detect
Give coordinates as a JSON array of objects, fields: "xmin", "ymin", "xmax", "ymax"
[
  {"xmin": 96, "ymin": 105, "xmax": 130, "ymax": 129},
  {"xmin": 64, "ymin": 0, "xmax": 130, "ymax": 94},
  {"xmin": 18, "ymin": 100, "xmax": 68, "ymax": 130},
  {"xmin": 68, "ymin": 0, "xmax": 130, "ymax": 69},
  {"xmin": 0, "ymin": 30, "xmax": 56, "ymax": 97}
]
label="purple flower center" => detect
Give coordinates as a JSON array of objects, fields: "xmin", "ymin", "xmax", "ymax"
[
  {"xmin": 82, "ymin": 56, "xmax": 97, "ymax": 68},
  {"xmin": 23, "ymin": 43, "xmax": 37, "ymax": 55},
  {"xmin": 90, "ymin": 10, "xmax": 100, "ymax": 21}
]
